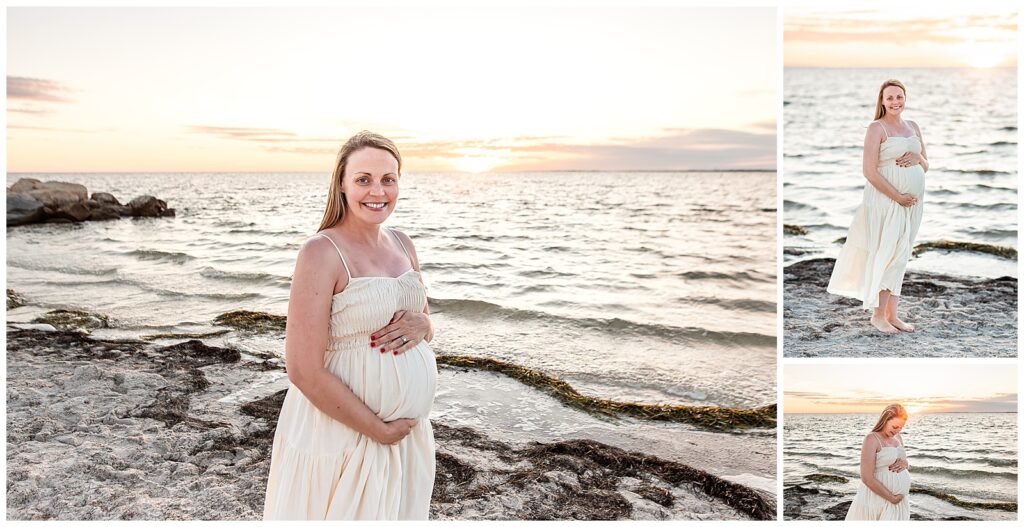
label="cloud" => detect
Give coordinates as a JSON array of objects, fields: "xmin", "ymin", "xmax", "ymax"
[
  {"xmin": 185, "ymin": 125, "xmax": 775, "ymax": 170},
  {"xmin": 787, "ymin": 390, "xmax": 1018, "ymax": 413},
  {"xmin": 785, "ymin": 12, "xmax": 1016, "ymax": 45},
  {"xmin": 7, "ymin": 76, "xmax": 73, "ymax": 102},
  {"xmin": 498, "ymin": 128, "xmax": 776, "ymax": 171}
]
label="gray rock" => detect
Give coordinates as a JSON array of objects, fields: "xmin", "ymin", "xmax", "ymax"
[
  {"xmin": 6, "ymin": 191, "xmax": 45, "ymax": 226},
  {"xmin": 91, "ymin": 192, "xmax": 121, "ymax": 206},
  {"xmin": 52, "ymin": 202, "xmax": 91, "ymax": 222},
  {"xmin": 7, "ymin": 178, "xmax": 41, "ymax": 193},
  {"xmin": 128, "ymin": 195, "xmax": 168, "ymax": 217},
  {"xmin": 88, "ymin": 206, "xmax": 122, "ymax": 221},
  {"xmin": 23, "ymin": 181, "xmax": 88, "ymax": 209}
]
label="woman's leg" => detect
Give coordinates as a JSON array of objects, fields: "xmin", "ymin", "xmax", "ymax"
[
  {"xmin": 870, "ymin": 289, "xmax": 899, "ymax": 335},
  {"xmin": 886, "ymin": 294, "xmax": 915, "ymax": 332}
]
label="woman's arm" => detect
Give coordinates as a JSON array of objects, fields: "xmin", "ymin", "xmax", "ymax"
[
  {"xmin": 911, "ymin": 121, "xmax": 929, "ymax": 173},
  {"xmin": 859, "ymin": 434, "xmax": 903, "ymax": 504},
  {"xmin": 863, "ymin": 122, "xmax": 916, "ymax": 207},
  {"xmin": 285, "ymin": 237, "xmax": 416, "ymax": 444}
]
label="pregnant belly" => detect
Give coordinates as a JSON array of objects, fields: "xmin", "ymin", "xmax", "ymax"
[
  {"xmin": 877, "ymin": 468, "xmax": 911, "ymax": 496},
  {"xmin": 329, "ymin": 342, "xmax": 438, "ymax": 421},
  {"xmin": 883, "ymin": 165, "xmax": 926, "ymax": 195}
]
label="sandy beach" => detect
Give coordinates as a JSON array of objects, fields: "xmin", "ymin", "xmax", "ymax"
[
  {"xmin": 785, "ymin": 473, "xmax": 1017, "ymax": 521},
  {"xmin": 6, "ymin": 326, "xmax": 775, "ymax": 521},
  {"xmin": 783, "ymin": 258, "xmax": 1017, "ymax": 357}
]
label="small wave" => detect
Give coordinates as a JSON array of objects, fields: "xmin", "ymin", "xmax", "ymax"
[
  {"xmin": 679, "ymin": 297, "xmax": 777, "ymax": 314},
  {"xmin": 989, "ymin": 141, "xmax": 1016, "ymax": 146},
  {"xmin": 975, "ymin": 183, "xmax": 1016, "ymax": 192},
  {"xmin": 1000, "ymin": 126, "xmax": 1016, "ymax": 131},
  {"xmin": 127, "ymin": 249, "xmax": 195, "ymax": 264},
  {"xmin": 784, "ymin": 450, "xmax": 842, "ymax": 459},
  {"xmin": 7, "ymin": 262, "xmax": 120, "ymax": 277},
  {"xmin": 943, "ymin": 169, "xmax": 1012, "ymax": 176},
  {"xmin": 783, "ymin": 200, "xmax": 821, "ymax": 212},
  {"xmin": 428, "ymin": 297, "xmax": 776, "ymax": 348},
  {"xmin": 518, "ymin": 268, "xmax": 577, "ymax": 279},
  {"xmin": 930, "ymin": 201, "xmax": 1016, "ymax": 212},
  {"xmin": 676, "ymin": 270, "xmax": 774, "ymax": 283},
  {"xmin": 199, "ymin": 267, "xmax": 291, "ymax": 285},
  {"xmin": 912, "ymin": 453, "xmax": 1018, "ymax": 468},
  {"xmin": 912, "ymin": 466, "xmax": 1017, "ymax": 480}
]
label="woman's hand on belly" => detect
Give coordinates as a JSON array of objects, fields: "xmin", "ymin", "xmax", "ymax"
[
  {"xmin": 895, "ymin": 151, "xmax": 923, "ymax": 168},
  {"xmin": 371, "ymin": 310, "xmax": 432, "ymax": 355},
  {"xmin": 887, "ymin": 493, "xmax": 905, "ymax": 505},
  {"xmin": 888, "ymin": 458, "xmax": 909, "ymax": 472},
  {"xmin": 370, "ymin": 417, "xmax": 418, "ymax": 445}
]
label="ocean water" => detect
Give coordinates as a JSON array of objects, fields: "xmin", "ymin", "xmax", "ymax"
[
  {"xmin": 5, "ymin": 171, "xmax": 777, "ymax": 416},
  {"xmin": 785, "ymin": 413, "xmax": 1018, "ymax": 520},
  {"xmin": 783, "ymin": 67, "xmax": 1018, "ymax": 279}
]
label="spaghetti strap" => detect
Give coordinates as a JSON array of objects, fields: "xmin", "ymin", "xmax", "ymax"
[
  {"xmin": 388, "ymin": 228, "xmax": 414, "ymax": 267},
  {"xmin": 872, "ymin": 432, "xmax": 884, "ymax": 451},
  {"xmin": 313, "ymin": 233, "xmax": 352, "ymax": 281},
  {"xmin": 877, "ymin": 121, "xmax": 889, "ymax": 140}
]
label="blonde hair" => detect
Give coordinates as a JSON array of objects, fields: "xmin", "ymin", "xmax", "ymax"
[
  {"xmin": 870, "ymin": 403, "xmax": 908, "ymax": 433},
  {"xmin": 317, "ymin": 131, "xmax": 402, "ymax": 232},
  {"xmin": 874, "ymin": 79, "xmax": 907, "ymax": 120}
]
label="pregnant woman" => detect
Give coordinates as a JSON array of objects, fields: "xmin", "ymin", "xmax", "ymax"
[
  {"xmin": 845, "ymin": 404, "xmax": 911, "ymax": 521},
  {"xmin": 827, "ymin": 79, "xmax": 929, "ymax": 335},
  {"xmin": 263, "ymin": 132, "xmax": 437, "ymax": 520}
]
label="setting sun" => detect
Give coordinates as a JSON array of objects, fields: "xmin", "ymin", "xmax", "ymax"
[
  {"xmin": 957, "ymin": 40, "xmax": 1014, "ymax": 68},
  {"xmin": 451, "ymin": 148, "xmax": 508, "ymax": 174}
]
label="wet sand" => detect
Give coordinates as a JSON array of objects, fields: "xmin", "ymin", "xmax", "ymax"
[
  {"xmin": 6, "ymin": 327, "xmax": 775, "ymax": 520},
  {"xmin": 784, "ymin": 258, "xmax": 1017, "ymax": 357}
]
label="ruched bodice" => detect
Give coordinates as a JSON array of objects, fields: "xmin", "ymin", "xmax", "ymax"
[
  {"xmin": 263, "ymin": 234, "xmax": 437, "ymax": 520},
  {"xmin": 324, "ymin": 271, "xmax": 437, "ymax": 422},
  {"xmin": 828, "ymin": 129, "xmax": 926, "ymax": 309}
]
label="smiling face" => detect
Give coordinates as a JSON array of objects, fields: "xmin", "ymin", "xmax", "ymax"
[
  {"xmin": 341, "ymin": 147, "xmax": 400, "ymax": 225},
  {"xmin": 881, "ymin": 85, "xmax": 906, "ymax": 117}
]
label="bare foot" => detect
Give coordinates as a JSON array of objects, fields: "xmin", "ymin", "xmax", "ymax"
[
  {"xmin": 889, "ymin": 317, "xmax": 915, "ymax": 332},
  {"xmin": 870, "ymin": 314, "xmax": 899, "ymax": 335}
]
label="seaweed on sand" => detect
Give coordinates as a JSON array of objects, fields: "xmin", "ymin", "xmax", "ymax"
[
  {"xmin": 914, "ymin": 487, "xmax": 1017, "ymax": 512},
  {"xmin": 32, "ymin": 309, "xmax": 110, "ymax": 331},
  {"xmin": 435, "ymin": 354, "xmax": 775, "ymax": 431},
  {"xmin": 8, "ymin": 288, "xmax": 25, "ymax": 309},
  {"xmin": 913, "ymin": 240, "xmax": 1017, "ymax": 259},
  {"xmin": 213, "ymin": 310, "xmax": 287, "ymax": 332}
]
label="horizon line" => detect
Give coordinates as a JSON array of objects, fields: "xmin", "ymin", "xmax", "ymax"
[
  {"xmin": 783, "ymin": 65, "xmax": 1017, "ymax": 70},
  {"xmin": 6, "ymin": 168, "xmax": 778, "ymax": 175}
]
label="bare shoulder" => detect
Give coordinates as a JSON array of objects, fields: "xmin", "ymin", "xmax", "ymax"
[
  {"xmin": 294, "ymin": 234, "xmax": 345, "ymax": 288},
  {"xmin": 299, "ymin": 234, "xmax": 339, "ymax": 264},
  {"xmin": 908, "ymin": 120, "xmax": 922, "ymax": 133},
  {"xmin": 865, "ymin": 121, "xmax": 884, "ymax": 140},
  {"xmin": 390, "ymin": 228, "xmax": 423, "ymax": 272}
]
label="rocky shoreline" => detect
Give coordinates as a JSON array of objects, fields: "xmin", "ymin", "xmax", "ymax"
[
  {"xmin": 784, "ymin": 473, "xmax": 1017, "ymax": 521},
  {"xmin": 784, "ymin": 258, "xmax": 1017, "ymax": 357},
  {"xmin": 6, "ymin": 178, "xmax": 174, "ymax": 226},
  {"xmin": 6, "ymin": 327, "xmax": 775, "ymax": 520}
]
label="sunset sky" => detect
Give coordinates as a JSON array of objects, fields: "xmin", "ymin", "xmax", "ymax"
[
  {"xmin": 7, "ymin": 7, "xmax": 776, "ymax": 173},
  {"xmin": 785, "ymin": 363, "xmax": 1017, "ymax": 414},
  {"xmin": 785, "ymin": 7, "xmax": 1018, "ymax": 68}
]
